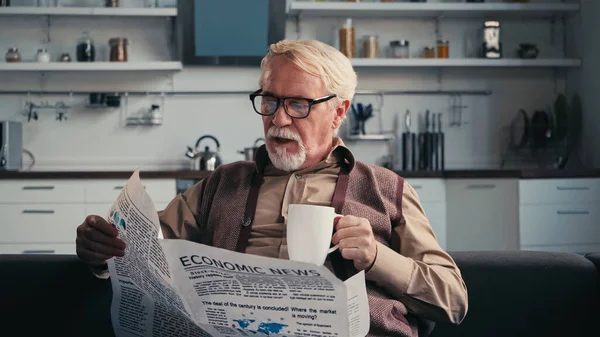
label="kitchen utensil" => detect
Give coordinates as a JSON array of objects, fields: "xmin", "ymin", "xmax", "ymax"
[
  {"xmin": 509, "ymin": 109, "xmax": 529, "ymax": 149},
  {"xmin": 431, "ymin": 112, "xmax": 438, "ymax": 171},
  {"xmin": 530, "ymin": 110, "xmax": 551, "ymax": 148},
  {"xmin": 554, "ymin": 93, "xmax": 569, "ymax": 142},
  {"xmin": 238, "ymin": 137, "xmax": 265, "ymax": 161},
  {"xmin": 185, "ymin": 135, "xmax": 221, "ymax": 171},
  {"xmin": 438, "ymin": 113, "xmax": 444, "ymax": 171},
  {"xmin": 401, "ymin": 110, "xmax": 414, "ymax": 171},
  {"xmin": 425, "ymin": 110, "xmax": 432, "ymax": 170},
  {"xmin": 417, "ymin": 111, "xmax": 430, "ymax": 171}
]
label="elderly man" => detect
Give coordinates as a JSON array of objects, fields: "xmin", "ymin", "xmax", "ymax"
[{"xmin": 76, "ymin": 39, "xmax": 468, "ymax": 337}]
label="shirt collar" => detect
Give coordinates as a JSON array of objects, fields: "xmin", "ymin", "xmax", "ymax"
[{"xmin": 254, "ymin": 137, "xmax": 355, "ymax": 175}]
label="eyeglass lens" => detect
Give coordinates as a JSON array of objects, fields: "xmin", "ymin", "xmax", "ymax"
[{"xmin": 254, "ymin": 96, "xmax": 310, "ymax": 118}]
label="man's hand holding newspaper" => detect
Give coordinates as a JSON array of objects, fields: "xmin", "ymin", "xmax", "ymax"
[{"xmin": 105, "ymin": 170, "xmax": 370, "ymax": 337}]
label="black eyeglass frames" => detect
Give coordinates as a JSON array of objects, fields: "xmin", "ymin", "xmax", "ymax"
[{"xmin": 249, "ymin": 89, "xmax": 337, "ymax": 119}]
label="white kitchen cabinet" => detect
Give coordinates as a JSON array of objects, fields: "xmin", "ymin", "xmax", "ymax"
[
  {"xmin": 84, "ymin": 179, "xmax": 176, "ymax": 204},
  {"xmin": 446, "ymin": 179, "xmax": 519, "ymax": 252},
  {"xmin": 0, "ymin": 178, "xmax": 176, "ymax": 254},
  {"xmin": 405, "ymin": 179, "xmax": 447, "ymax": 250},
  {"xmin": 518, "ymin": 178, "xmax": 600, "ymax": 254}
]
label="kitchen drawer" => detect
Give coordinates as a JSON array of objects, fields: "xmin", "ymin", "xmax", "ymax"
[
  {"xmin": 0, "ymin": 180, "xmax": 85, "ymax": 204},
  {"xmin": 519, "ymin": 178, "xmax": 600, "ymax": 205},
  {"xmin": 0, "ymin": 243, "xmax": 76, "ymax": 255},
  {"xmin": 84, "ymin": 179, "xmax": 176, "ymax": 203},
  {"xmin": 0, "ymin": 204, "xmax": 85, "ymax": 243},
  {"xmin": 404, "ymin": 179, "xmax": 446, "ymax": 202},
  {"xmin": 520, "ymin": 204, "xmax": 600, "ymax": 246}
]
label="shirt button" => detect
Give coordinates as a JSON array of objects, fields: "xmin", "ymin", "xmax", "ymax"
[{"xmin": 294, "ymin": 174, "xmax": 301, "ymax": 180}]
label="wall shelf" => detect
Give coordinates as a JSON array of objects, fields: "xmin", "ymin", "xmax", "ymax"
[
  {"xmin": 350, "ymin": 58, "xmax": 582, "ymax": 68},
  {"xmin": 0, "ymin": 7, "xmax": 177, "ymax": 17},
  {"xmin": 0, "ymin": 62, "xmax": 183, "ymax": 72},
  {"xmin": 287, "ymin": 2, "xmax": 580, "ymax": 19},
  {"xmin": 345, "ymin": 134, "xmax": 395, "ymax": 142}
]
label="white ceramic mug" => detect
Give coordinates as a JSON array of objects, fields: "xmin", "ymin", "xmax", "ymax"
[{"xmin": 287, "ymin": 204, "xmax": 343, "ymax": 265}]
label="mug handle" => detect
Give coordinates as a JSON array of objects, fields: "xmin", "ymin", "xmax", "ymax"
[{"xmin": 327, "ymin": 213, "xmax": 344, "ymax": 254}]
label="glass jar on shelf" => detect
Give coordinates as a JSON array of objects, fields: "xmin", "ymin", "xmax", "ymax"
[
  {"xmin": 423, "ymin": 46, "xmax": 435, "ymax": 58},
  {"xmin": 437, "ymin": 40, "xmax": 450, "ymax": 58},
  {"xmin": 362, "ymin": 35, "xmax": 379, "ymax": 58},
  {"xmin": 109, "ymin": 38, "xmax": 128, "ymax": 62},
  {"xmin": 76, "ymin": 32, "xmax": 95, "ymax": 62},
  {"xmin": 390, "ymin": 40, "xmax": 409, "ymax": 58},
  {"xmin": 5, "ymin": 48, "xmax": 21, "ymax": 62},
  {"xmin": 339, "ymin": 18, "xmax": 355, "ymax": 58}
]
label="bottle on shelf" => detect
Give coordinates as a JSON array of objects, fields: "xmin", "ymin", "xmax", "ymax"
[
  {"xmin": 339, "ymin": 18, "xmax": 355, "ymax": 58},
  {"xmin": 77, "ymin": 32, "xmax": 95, "ymax": 62}
]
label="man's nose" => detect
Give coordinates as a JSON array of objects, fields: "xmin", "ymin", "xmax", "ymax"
[{"xmin": 272, "ymin": 103, "xmax": 292, "ymax": 127}]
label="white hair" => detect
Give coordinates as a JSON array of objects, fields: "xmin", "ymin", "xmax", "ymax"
[{"xmin": 259, "ymin": 39, "xmax": 358, "ymax": 135}]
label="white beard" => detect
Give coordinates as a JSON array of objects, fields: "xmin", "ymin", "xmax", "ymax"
[{"xmin": 266, "ymin": 127, "xmax": 306, "ymax": 172}]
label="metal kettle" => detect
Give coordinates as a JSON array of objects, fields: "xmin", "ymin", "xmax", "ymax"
[
  {"xmin": 237, "ymin": 137, "xmax": 265, "ymax": 161},
  {"xmin": 185, "ymin": 135, "xmax": 221, "ymax": 171}
]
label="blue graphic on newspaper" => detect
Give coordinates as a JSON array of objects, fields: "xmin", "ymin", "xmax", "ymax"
[
  {"xmin": 233, "ymin": 317, "xmax": 288, "ymax": 335},
  {"xmin": 109, "ymin": 210, "xmax": 127, "ymax": 230}
]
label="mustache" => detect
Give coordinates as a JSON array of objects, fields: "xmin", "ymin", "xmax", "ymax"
[{"xmin": 267, "ymin": 127, "xmax": 302, "ymax": 143}]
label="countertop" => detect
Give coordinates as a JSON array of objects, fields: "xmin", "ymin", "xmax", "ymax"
[{"xmin": 1, "ymin": 169, "xmax": 599, "ymax": 180}]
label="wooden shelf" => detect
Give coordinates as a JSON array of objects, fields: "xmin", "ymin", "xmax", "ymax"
[
  {"xmin": 287, "ymin": 2, "xmax": 579, "ymax": 19},
  {"xmin": 0, "ymin": 7, "xmax": 177, "ymax": 17},
  {"xmin": 0, "ymin": 62, "xmax": 183, "ymax": 72},
  {"xmin": 350, "ymin": 58, "xmax": 582, "ymax": 68}
]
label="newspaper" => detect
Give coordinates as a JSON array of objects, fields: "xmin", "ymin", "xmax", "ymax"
[{"xmin": 106, "ymin": 170, "xmax": 370, "ymax": 337}]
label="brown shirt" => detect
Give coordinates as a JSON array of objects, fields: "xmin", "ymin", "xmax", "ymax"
[{"xmin": 158, "ymin": 138, "xmax": 468, "ymax": 324}]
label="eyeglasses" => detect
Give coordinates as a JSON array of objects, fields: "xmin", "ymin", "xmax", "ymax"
[{"xmin": 249, "ymin": 89, "xmax": 336, "ymax": 119}]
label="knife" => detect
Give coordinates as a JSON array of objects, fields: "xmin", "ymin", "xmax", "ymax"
[
  {"xmin": 402, "ymin": 110, "xmax": 412, "ymax": 170},
  {"xmin": 424, "ymin": 110, "xmax": 431, "ymax": 170},
  {"xmin": 438, "ymin": 113, "xmax": 445, "ymax": 171},
  {"xmin": 432, "ymin": 112, "xmax": 438, "ymax": 171},
  {"xmin": 418, "ymin": 112, "xmax": 425, "ymax": 170}
]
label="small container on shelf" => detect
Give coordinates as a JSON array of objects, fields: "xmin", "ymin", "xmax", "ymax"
[
  {"xmin": 77, "ymin": 32, "xmax": 95, "ymax": 62},
  {"xmin": 437, "ymin": 40, "xmax": 450, "ymax": 58},
  {"xmin": 339, "ymin": 18, "xmax": 355, "ymax": 58},
  {"xmin": 109, "ymin": 38, "xmax": 128, "ymax": 62},
  {"xmin": 5, "ymin": 48, "xmax": 21, "ymax": 63},
  {"xmin": 105, "ymin": 0, "xmax": 118, "ymax": 7},
  {"xmin": 423, "ymin": 46, "xmax": 435, "ymax": 58},
  {"xmin": 59, "ymin": 53, "xmax": 72, "ymax": 62},
  {"xmin": 362, "ymin": 35, "xmax": 379, "ymax": 58},
  {"xmin": 390, "ymin": 40, "xmax": 409, "ymax": 58},
  {"xmin": 35, "ymin": 48, "xmax": 51, "ymax": 63}
]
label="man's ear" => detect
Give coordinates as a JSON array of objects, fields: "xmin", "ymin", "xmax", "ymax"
[{"xmin": 332, "ymin": 99, "xmax": 350, "ymax": 129}]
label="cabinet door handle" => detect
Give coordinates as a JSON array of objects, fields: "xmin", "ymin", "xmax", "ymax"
[
  {"xmin": 557, "ymin": 210, "xmax": 590, "ymax": 215},
  {"xmin": 22, "ymin": 186, "xmax": 55, "ymax": 190},
  {"xmin": 412, "ymin": 185, "xmax": 423, "ymax": 190},
  {"xmin": 114, "ymin": 186, "xmax": 125, "ymax": 190},
  {"xmin": 466, "ymin": 184, "xmax": 496, "ymax": 189},
  {"xmin": 22, "ymin": 250, "xmax": 55, "ymax": 254},
  {"xmin": 22, "ymin": 210, "xmax": 55, "ymax": 214},
  {"xmin": 556, "ymin": 186, "xmax": 590, "ymax": 191}
]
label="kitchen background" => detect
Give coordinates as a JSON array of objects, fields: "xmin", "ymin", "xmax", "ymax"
[
  {"xmin": 0, "ymin": 0, "xmax": 599, "ymax": 255},
  {"xmin": 0, "ymin": 0, "xmax": 597, "ymax": 171}
]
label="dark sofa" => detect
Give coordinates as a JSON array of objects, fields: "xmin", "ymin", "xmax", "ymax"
[{"xmin": 1, "ymin": 251, "xmax": 598, "ymax": 337}]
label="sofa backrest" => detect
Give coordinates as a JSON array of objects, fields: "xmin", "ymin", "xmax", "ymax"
[
  {"xmin": 0, "ymin": 251, "xmax": 598, "ymax": 337},
  {"xmin": 430, "ymin": 251, "xmax": 600, "ymax": 337}
]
